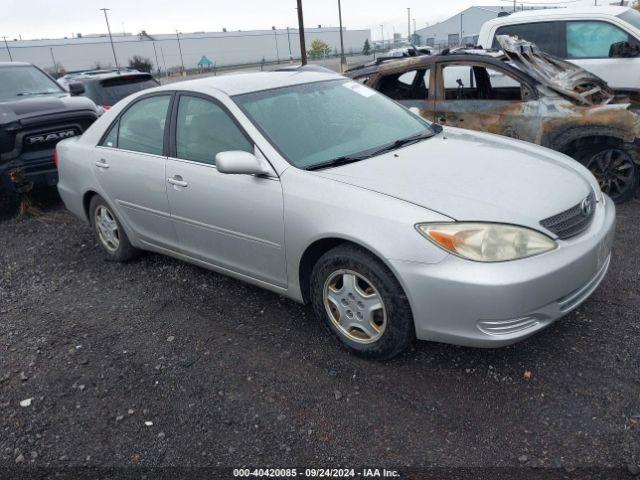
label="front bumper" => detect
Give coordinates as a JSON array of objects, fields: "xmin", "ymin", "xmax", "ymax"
[
  {"xmin": 0, "ymin": 155, "xmax": 58, "ymax": 192},
  {"xmin": 391, "ymin": 195, "xmax": 616, "ymax": 347}
]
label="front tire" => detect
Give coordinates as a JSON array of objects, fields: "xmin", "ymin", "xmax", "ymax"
[
  {"xmin": 574, "ymin": 143, "xmax": 638, "ymax": 204},
  {"xmin": 89, "ymin": 195, "xmax": 141, "ymax": 262},
  {"xmin": 310, "ymin": 244, "xmax": 414, "ymax": 360}
]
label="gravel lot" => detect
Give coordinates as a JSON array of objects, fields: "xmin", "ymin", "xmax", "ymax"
[{"xmin": 1, "ymin": 191, "xmax": 639, "ymax": 477}]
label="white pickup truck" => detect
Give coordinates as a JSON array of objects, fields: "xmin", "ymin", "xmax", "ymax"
[{"xmin": 477, "ymin": 6, "xmax": 640, "ymax": 92}]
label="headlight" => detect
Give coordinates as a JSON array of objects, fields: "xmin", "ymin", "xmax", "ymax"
[{"xmin": 416, "ymin": 223, "xmax": 557, "ymax": 262}]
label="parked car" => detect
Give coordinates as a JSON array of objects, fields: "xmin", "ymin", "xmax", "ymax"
[
  {"xmin": 346, "ymin": 36, "xmax": 640, "ymax": 203},
  {"xmin": 477, "ymin": 6, "xmax": 640, "ymax": 93},
  {"xmin": 56, "ymin": 71, "xmax": 615, "ymax": 359},
  {"xmin": 58, "ymin": 69, "xmax": 159, "ymax": 110},
  {"xmin": 0, "ymin": 62, "xmax": 101, "ymax": 193}
]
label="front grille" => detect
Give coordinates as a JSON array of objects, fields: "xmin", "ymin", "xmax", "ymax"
[
  {"xmin": 540, "ymin": 192, "xmax": 596, "ymax": 239},
  {"xmin": 21, "ymin": 125, "xmax": 81, "ymax": 154}
]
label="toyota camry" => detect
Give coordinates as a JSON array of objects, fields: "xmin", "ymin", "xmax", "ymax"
[{"xmin": 56, "ymin": 69, "xmax": 616, "ymax": 359}]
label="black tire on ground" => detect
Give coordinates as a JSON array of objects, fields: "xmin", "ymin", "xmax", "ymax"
[
  {"xmin": 89, "ymin": 194, "xmax": 141, "ymax": 262},
  {"xmin": 573, "ymin": 142, "xmax": 638, "ymax": 204},
  {"xmin": 310, "ymin": 244, "xmax": 414, "ymax": 360}
]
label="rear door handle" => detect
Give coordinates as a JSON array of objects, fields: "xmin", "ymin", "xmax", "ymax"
[
  {"xmin": 95, "ymin": 159, "xmax": 109, "ymax": 169},
  {"xmin": 167, "ymin": 175, "xmax": 188, "ymax": 188}
]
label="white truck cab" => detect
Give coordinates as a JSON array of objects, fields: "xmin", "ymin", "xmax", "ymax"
[{"xmin": 477, "ymin": 6, "xmax": 640, "ymax": 92}]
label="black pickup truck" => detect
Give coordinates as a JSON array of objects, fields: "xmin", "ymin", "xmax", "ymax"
[{"xmin": 0, "ymin": 62, "xmax": 101, "ymax": 193}]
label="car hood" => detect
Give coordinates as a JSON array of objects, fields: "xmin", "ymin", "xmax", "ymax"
[
  {"xmin": 0, "ymin": 94, "xmax": 98, "ymax": 125},
  {"xmin": 310, "ymin": 128, "xmax": 594, "ymax": 234}
]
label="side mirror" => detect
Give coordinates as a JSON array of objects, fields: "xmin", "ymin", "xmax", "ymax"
[
  {"xmin": 215, "ymin": 151, "xmax": 271, "ymax": 175},
  {"xmin": 609, "ymin": 41, "xmax": 640, "ymax": 58},
  {"xmin": 68, "ymin": 82, "xmax": 85, "ymax": 96}
]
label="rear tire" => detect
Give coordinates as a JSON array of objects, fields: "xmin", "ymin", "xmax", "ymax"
[
  {"xmin": 89, "ymin": 195, "xmax": 141, "ymax": 262},
  {"xmin": 310, "ymin": 244, "xmax": 414, "ymax": 360},
  {"xmin": 573, "ymin": 142, "xmax": 638, "ymax": 204}
]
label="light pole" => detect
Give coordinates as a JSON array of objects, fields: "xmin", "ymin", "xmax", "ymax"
[
  {"xmin": 152, "ymin": 41, "xmax": 161, "ymax": 77},
  {"xmin": 296, "ymin": 0, "xmax": 307, "ymax": 65},
  {"xmin": 337, "ymin": 0, "xmax": 347, "ymax": 72},
  {"xmin": 286, "ymin": 26, "xmax": 293, "ymax": 62},
  {"xmin": 407, "ymin": 8, "xmax": 411, "ymax": 44},
  {"xmin": 175, "ymin": 30, "xmax": 185, "ymax": 74},
  {"xmin": 380, "ymin": 24, "xmax": 384, "ymax": 51},
  {"xmin": 460, "ymin": 13, "xmax": 463, "ymax": 46},
  {"xmin": 49, "ymin": 48, "xmax": 57, "ymax": 74},
  {"xmin": 2, "ymin": 36, "xmax": 12, "ymax": 61},
  {"xmin": 100, "ymin": 8, "xmax": 119, "ymax": 69},
  {"xmin": 272, "ymin": 26, "xmax": 280, "ymax": 64}
]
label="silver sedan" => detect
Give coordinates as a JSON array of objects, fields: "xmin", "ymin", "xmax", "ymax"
[{"xmin": 56, "ymin": 70, "xmax": 616, "ymax": 359}]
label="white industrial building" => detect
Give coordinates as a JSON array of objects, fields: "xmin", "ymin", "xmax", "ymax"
[
  {"xmin": 0, "ymin": 27, "xmax": 370, "ymax": 73},
  {"xmin": 414, "ymin": 5, "xmax": 552, "ymax": 48}
]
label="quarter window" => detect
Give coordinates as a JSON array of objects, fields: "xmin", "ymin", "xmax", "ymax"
[
  {"xmin": 566, "ymin": 21, "xmax": 630, "ymax": 59},
  {"xmin": 103, "ymin": 95, "xmax": 170, "ymax": 155},
  {"xmin": 175, "ymin": 96, "xmax": 253, "ymax": 165}
]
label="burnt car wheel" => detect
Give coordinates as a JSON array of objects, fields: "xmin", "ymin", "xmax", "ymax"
[{"xmin": 576, "ymin": 145, "xmax": 638, "ymax": 204}]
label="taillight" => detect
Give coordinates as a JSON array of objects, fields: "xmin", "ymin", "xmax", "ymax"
[
  {"xmin": 54, "ymin": 148, "xmax": 59, "ymax": 167},
  {"xmin": 102, "ymin": 105, "xmax": 112, "ymax": 110}
]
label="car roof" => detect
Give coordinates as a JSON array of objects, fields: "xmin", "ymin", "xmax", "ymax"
[
  {"xmin": 0, "ymin": 61, "xmax": 34, "ymax": 68},
  {"xmin": 154, "ymin": 70, "xmax": 344, "ymax": 96},
  {"xmin": 486, "ymin": 5, "xmax": 630, "ymax": 25},
  {"xmin": 64, "ymin": 70, "xmax": 153, "ymax": 83}
]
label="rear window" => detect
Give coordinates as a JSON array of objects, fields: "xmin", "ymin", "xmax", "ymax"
[{"xmin": 94, "ymin": 75, "xmax": 158, "ymax": 106}]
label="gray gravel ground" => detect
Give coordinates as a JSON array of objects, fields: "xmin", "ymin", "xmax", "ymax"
[{"xmin": 0, "ymin": 192, "xmax": 639, "ymax": 478}]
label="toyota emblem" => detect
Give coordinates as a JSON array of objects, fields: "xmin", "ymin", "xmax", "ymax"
[{"xmin": 581, "ymin": 197, "xmax": 593, "ymax": 217}]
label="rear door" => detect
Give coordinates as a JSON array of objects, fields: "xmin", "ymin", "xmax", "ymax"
[
  {"xmin": 94, "ymin": 93, "xmax": 179, "ymax": 250},
  {"xmin": 165, "ymin": 93, "xmax": 287, "ymax": 287}
]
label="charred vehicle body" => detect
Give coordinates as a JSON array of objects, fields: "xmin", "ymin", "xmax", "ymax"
[
  {"xmin": 0, "ymin": 62, "xmax": 101, "ymax": 193},
  {"xmin": 347, "ymin": 36, "xmax": 640, "ymax": 203}
]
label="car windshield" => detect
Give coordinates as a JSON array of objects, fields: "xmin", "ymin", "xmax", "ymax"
[
  {"xmin": 0, "ymin": 65, "xmax": 64, "ymax": 101},
  {"xmin": 233, "ymin": 79, "xmax": 434, "ymax": 169},
  {"xmin": 618, "ymin": 9, "xmax": 640, "ymax": 31}
]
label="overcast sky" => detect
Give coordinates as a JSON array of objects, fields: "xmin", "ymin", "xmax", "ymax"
[{"xmin": 2, "ymin": 0, "xmax": 606, "ymax": 41}]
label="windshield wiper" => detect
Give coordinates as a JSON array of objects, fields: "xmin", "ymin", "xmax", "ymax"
[
  {"xmin": 305, "ymin": 129, "xmax": 437, "ymax": 171},
  {"xmin": 305, "ymin": 153, "xmax": 373, "ymax": 171},
  {"xmin": 16, "ymin": 91, "xmax": 58, "ymax": 97}
]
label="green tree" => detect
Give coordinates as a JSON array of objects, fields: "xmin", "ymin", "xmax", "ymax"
[
  {"xmin": 362, "ymin": 39, "xmax": 371, "ymax": 55},
  {"xmin": 308, "ymin": 39, "xmax": 331, "ymax": 59},
  {"xmin": 128, "ymin": 55, "xmax": 153, "ymax": 72}
]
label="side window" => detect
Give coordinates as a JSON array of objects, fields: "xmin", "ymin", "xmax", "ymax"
[
  {"xmin": 101, "ymin": 123, "xmax": 118, "ymax": 148},
  {"xmin": 493, "ymin": 22, "xmax": 565, "ymax": 57},
  {"xmin": 378, "ymin": 69, "xmax": 429, "ymax": 100},
  {"xmin": 566, "ymin": 21, "xmax": 630, "ymax": 59},
  {"xmin": 176, "ymin": 96, "xmax": 253, "ymax": 165},
  {"xmin": 442, "ymin": 64, "xmax": 528, "ymax": 101},
  {"xmin": 117, "ymin": 95, "xmax": 171, "ymax": 155}
]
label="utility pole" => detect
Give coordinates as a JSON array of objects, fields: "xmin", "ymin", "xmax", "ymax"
[
  {"xmin": 286, "ymin": 27, "xmax": 293, "ymax": 62},
  {"xmin": 296, "ymin": 0, "xmax": 307, "ymax": 65},
  {"xmin": 175, "ymin": 30, "xmax": 185, "ymax": 75},
  {"xmin": 460, "ymin": 13, "xmax": 463, "ymax": 45},
  {"xmin": 152, "ymin": 41, "xmax": 160, "ymax": 77},
  {"xmin": 2, "ymin": 36, "xmax": 12, "ymax": 61},
  {"xmin": 407, "ymin": 8, "xmax": 411, "ymax": 44},
  {"xmin": 100, "ymin": 8, "xmax": 119, "ymax": 69},
  {"xmin": 49, "ymin": 48, "xmax": 57, "ymax": 73},
  {"xmin": 380, "ymin": 24, "xmax": 384, "ymax": 50},
  {"xmin": 338, "ymin": 0, "xmax": 347, "ymax": 73},
  {"xmin": 272, "ymin": 27, "xmax": 280, "ymax": 64}
]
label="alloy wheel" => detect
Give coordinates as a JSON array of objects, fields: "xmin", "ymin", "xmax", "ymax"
[
  {"xmin": 323, "ymin": 269, "xmax": 387, "ymax": 344},
  {"xmin": 585, "ymin": 148, "xmax": 636, "ymax": 200},
  {"xmin": 95, "ymin": 205, "xmax": 120, "ymax": 253}
]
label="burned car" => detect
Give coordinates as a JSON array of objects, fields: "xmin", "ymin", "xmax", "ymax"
[{"xmin": 347, "ymin": 36, "xmax": 640, "ymax": 203}]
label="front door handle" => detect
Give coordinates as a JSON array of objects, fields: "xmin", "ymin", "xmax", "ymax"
[
  {"xmin": 168, "ymin": 175, "xmax": 188, "ymax": 188},
  {"xmin": 95, "ymin": 159, "xmax": 109, "ymax": 169}
]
